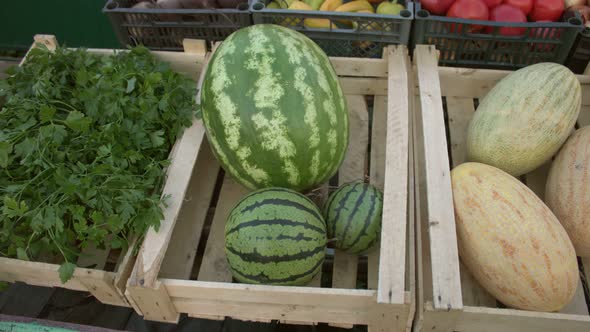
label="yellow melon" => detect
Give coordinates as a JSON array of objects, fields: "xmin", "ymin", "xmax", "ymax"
[
  {"xmin": 452, "ymin": 162, "xmax": 578, "ymax": 312},
  {"xmin": 546, "ymin": 126, "xmax": 590, "ymax": 257}
]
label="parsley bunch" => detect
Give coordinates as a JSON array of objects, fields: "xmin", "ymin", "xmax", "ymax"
[{"xmin": 0, "ymin": 44, "xmax": 196, "ymax": 282}]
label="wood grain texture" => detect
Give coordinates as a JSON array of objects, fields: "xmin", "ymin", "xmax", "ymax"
[
  {"xmin": 415, "ymin": 45, "xmax": 463, "ymax": 310},
  {"xmin": 158, "ymin": 140, "xmax": 220, "ymax": 280},
  {"xmin": 377, "ymin": 45, "xmax": 410, "ymax": 305},
  {"xmin": 198, "ymin": 176, "xmax": 249, "ymax": 282}
]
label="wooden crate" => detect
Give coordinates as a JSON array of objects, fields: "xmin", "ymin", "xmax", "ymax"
[
  {"xmin": 124, "ymin": 45, "xmax": 415, "ymax": 331},
  {"xmin": 413, "ymin": 44, "xmax": 590, "ymax": 332},
  {"xmin": 0, "ymin": 35, "xmax": 208, "ymax": 307}
]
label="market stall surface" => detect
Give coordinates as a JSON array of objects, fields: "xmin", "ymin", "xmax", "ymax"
[{"xmin": 0, "ymin": 283, "xmax": 360, "ymax": 332}]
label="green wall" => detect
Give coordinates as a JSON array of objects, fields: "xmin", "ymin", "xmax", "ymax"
[{"xmin": 0, "ymin": 0, "xmax": 120, "ymax": 51}]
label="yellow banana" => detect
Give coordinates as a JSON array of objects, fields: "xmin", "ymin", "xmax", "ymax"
[
  {"xmin": 335, "ymin": 0, "xmax": 374, "ymax": 13},
  {"xmin": 289, "ymin": 0, "xmax": 313, "ymax": 9},
  {"xmin": 305, "ymin": 18, "xmax": 335, "ymax": 28},
  {"xmin": 319, "ymin": 0, "xmax": 342, "ymax": 11},
  {"xmin": 277, "ymin": 0, "xmax": 296, "ymax": 9}
]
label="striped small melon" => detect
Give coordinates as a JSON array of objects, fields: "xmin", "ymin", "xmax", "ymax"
[
  {"xmin": 201, "ymin": 24, "xmax": 349, "ymax": 192},
  {"xmin": 452, "ymin": 162, "xmax": 578, "ymax": 312},
  {"xmin": 466, "ymin": 63, "xmax": 581, "ymax": 177},
  {"xmin": 546, "ymin": 126, "xmax": 590, "ymax": 257},
  {"xmin": 324, "ymin": 182, "xmax": 382, "ymax": 254},
  {"xmin": 224, "ymin": 187, "xmax": 326, "ymax": 285}
]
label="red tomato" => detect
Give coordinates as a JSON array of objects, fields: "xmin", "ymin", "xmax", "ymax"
[
  {"xmin": 488, "ymin": 4, "xmax": 527, "ymax": 36},
  {"xmin": 530, "ymin": 20, "xmax": 561, "ymax": 51},
  {"xmin": 447, "ymin": 0, "xmax": 489, "ymax": 32},
  {"xmin": 530, "ymin": 0, "xmax": 564, "ymax": 22},
  {"xmin": 421, "ymin": 0, "xmax": 455, "ymax": 15},
  {"xmin": 503, "ymin": 0, "xmax": 533, "ymax": 15},
  {"xmin": 483, "ymin": 0, "xmax": 503, "ymax": 9}
]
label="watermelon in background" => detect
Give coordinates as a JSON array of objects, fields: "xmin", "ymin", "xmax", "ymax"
[
  {"xmin": 201, "ymin": 24, "xmax": 349, "ymax": 192},
  {"xmin": 224, "ymin": 188, "xmax": 327, "ymax": 286},
  {"xmin": 324, "ymin": 182, "xmax": 383, "ymax": 254}
]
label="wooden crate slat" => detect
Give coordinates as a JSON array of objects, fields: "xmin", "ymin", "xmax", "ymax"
[
  {"xmin": 330, "ymin": 57, "xmax": 388, "ymax": 78},
  {"xmin": 198, "ymin": 176, "xmax": 249, "ymax": 282},
  {"xmin": 367, "ymin": 95, "xmax": 387, "ymax": 292},
  {"xmin": 329, "ymin": 94, "xmax": 369, "ymax": 293},
  {"xmin": 579, "ymin": 106, "xmax": 590, "ymax": 127},
  {"xmin": 446, "ymin": 97, "xmax": 476, "ymax": 166},
  {"xmin": 415, "ymin": 45, "xmax": 463, "ymax": 310},
  {"xmin": 416, "ymin": 45, "xmax": 590, "ymax": 331},
  {"xmin": 159, "ymin": 139, "xmax": 220, "ymax": 280},
  {"xmin": 129, "ymin": 118, "xmax": 207, "ymax": 288},
  {"xmin": 339, "ymin": 77, "xmax": 388, "ymax": 96},
  {"xmin": 376, "ymin": 45, "xmax": 411, "ymax": 305},
  {"xmin": 445, "ymin": 96, "xmax": 496, "ymax": 308}
]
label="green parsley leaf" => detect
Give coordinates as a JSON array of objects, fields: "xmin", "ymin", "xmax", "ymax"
[{"xmin": 58, "ymin": 262, "xmax": 76, "ymax": 283}]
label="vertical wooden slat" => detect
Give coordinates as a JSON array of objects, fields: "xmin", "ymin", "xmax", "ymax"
[
  {"xmin": 198, "ymin": 176, "xmax": 249, "ymax": 282},
  {"xmin": 377, "ymin": 46, "xmax": 410, "ymax": 305},
  {"xmin": 415, "ymin": 45, "xmax": 463, "ymax": 310}
]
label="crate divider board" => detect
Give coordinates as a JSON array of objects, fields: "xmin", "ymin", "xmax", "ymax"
[
  {"xmin": 413, "ymin": 44, "xmax": 590, "ymax": 332},
  {"xmin": 125, "ymin": 45, "xmax": 415, "ymax": 331},
  {"xmin": 0, "ymin": 34, "xmax": 207, "ymax": 308}
]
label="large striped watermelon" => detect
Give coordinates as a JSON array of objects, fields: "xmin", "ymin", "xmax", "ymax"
[
  {"xmin": 201, "ymin": 24, "xmax": 349, "ymax": 192},
  {"xmin": 324, "ymin": 182, "xmax": 383, "ymax": 254},
  {"xmin": 224, "ymin": 188, "xmax": 327, "ymax": 285},
  {"xmin": 466, "ymin": 63, "xmax": 581, "ymax": 177}
]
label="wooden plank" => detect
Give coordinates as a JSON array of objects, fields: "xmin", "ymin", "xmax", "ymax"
[
  {"xmin": 446, "ymin": 97, "xmax": 476, "ymax": 166},
  {"xmin": 182, "ymin": 38, "xmax": 207, "ymax": 56},
  {"xmin": 77, "ymin": 272, "xmax": 128, "ymax": 307},
  {"xmin": 331, "ymin": 251, "xmax": 358, "ymax": 290},
  {"xmin": 339, "ymin": 77, "xmax": 388, "ymax": 96},
  {"xmin": 438, "ymin": 67, "xmax": 508, "ymax": 100},
  {"xmin": 198, "ymin": 176, "xmax": 249, "ymax": 282},
  {"xmin": 159, "ymin": 139, "xmax": 220, "ymax": 279},
  {"xmin": 340, "ymin": 95, "xmax": 369, "ymax": 184},
  {"xmin": 579, "ymin": 106, "xmax": 590, "ymax": 126},
  {"xmin": 330, "ymin": 57, "xmax": 388, "ymax": 78},
  {"xmin": 448, "ymin": 305, "xmax": 590, "ymax": 332},
  {"xmin": 405, "ymin": 90, "xmax": 417, "ymax": 332},
  {"xmin": 415, "ymin": 45, "xmax": 463, "ymax": 310},
  {"xmin": 445, "ymin": 96, "xmax": 496, "ymax": 308},
  {"xmin": 368, "ymin": 95, "xmax": 387, "ymax": 291},
  {"xmin": 127, "ymin": 281, "xmax": 178, "ymax": 323},
  {"xmin": 459, "ymin": 263, "xmax": 496, "ymax": 307},
  {"xmin": 377, "ymin": 45, "xmax": 410, "ymax": 305},
  {"xmin": 128, "ymin": 47, "xmax": 211, "ymax": 289},
  {"xmin": 307, "ymin": 271, "xmax": 322, "ymax": 287},
  {"xmin": 329, "ymin": 94, "xmax": 368, "ymax": 296}
]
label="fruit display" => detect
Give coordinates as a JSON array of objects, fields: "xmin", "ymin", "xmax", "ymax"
[
  {"xmin": 201, "ymin": 25, "xmax": 349, "ymax": 192},
  {"xmin": 224, "ymin": 188, "xmax": 327, "ymax": 286},
  {"xmin": 130, "ymin": 0, "xmax": 246, "ymax": 10},
  {"xmin": 420, "ymin": 0, "xmax": 572, "ymax": 34},
  {"xmin": 466, "ymin": 62, "xmax": 581, "ymax": 177},
  {"xmin": 451, "ymin": 163, "xmax": 578, "ymax": 312},
  {"xmin": 265, "ymin": 0, "xmax": 409, "ymax": 31},
  {"xmin": 323, "ymin": 182, "xmax": 383, "ymax": 254},
  {"xmin": 546, "ymin": 127, "xmax": 590, "ymax": 257}
]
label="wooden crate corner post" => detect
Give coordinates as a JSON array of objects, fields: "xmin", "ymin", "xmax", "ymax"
[{"xmin": 125, "ymin": 40, "xmax": 210, "ymax": 323}]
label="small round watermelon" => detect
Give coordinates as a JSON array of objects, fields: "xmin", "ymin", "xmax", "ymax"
[
  {"xmin": 201, "ymin": 24, "xmax": 349, "ymax": 192},
  {"xmin": 224, "ymin": 187, "xmax": 326, "ymax": 285},
  {"xmin": 324, "ymin": 182, "xmax": 382, "ymax": 254}
]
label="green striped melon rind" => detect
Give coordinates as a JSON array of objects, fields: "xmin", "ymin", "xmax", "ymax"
[
  {"xmin": 466, "ymin": 62, "xmax": 581, "ymax": 177},
  {"xmin": 201, "ymin": 24, "xmax": 349, "ymax": 192},
  {"xmin": 323, "ymin": 182, "xmax": 383, "ymax": 254},
  {"xmin": 224, "ymin": 187, "xmax": 327, "ymax": 286}
]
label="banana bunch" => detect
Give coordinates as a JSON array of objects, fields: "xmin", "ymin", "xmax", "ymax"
[{"xmin": 266, "ymin": 0, "xmax": 406, "ymax": 31}]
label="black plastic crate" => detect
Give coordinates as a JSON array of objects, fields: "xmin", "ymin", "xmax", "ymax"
[
  {"xmin": 412, "ymin": 1, "xmax": 583, "ymax": 69},
  {"xmin": 103, "ymin": 0, "xmax": 252, "ymax": 51},
  {"xmin": 566, "ymin": 28, "xmax": 590, "ymax": 74},
  {"xmin": 251, "ymin": 0, "xmax": 413, "ymax": 58}
]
